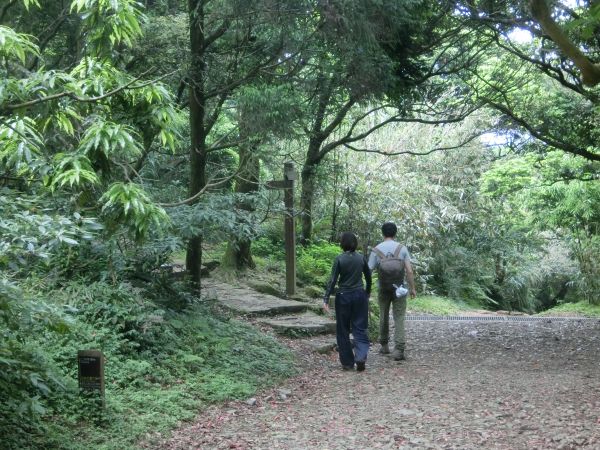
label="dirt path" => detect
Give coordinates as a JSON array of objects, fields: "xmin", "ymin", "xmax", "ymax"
[{"xmin": 157, "ymin": 319, "xmax": 600, "ymax": 450}]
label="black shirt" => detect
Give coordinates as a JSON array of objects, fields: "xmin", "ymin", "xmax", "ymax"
[{"xmin": 323, "ymin": 251, "xmax": 372, "ymax": 303}]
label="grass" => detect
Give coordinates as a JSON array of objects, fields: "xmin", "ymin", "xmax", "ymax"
[
  {"xmin": 537, "ymin": 301, "xmax": 600, "ymax": 317},
  {"xmin": 407, "ymin": 294, "xmax": 476, "ymax": 316}
]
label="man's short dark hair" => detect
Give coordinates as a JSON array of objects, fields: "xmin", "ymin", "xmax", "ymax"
[
  {"xmin": 381, "ymin": 222, "xmax": 397, "ymax": 238},
  {"xmin": 340, "ymin": 232, "xmax": 358, "ymax": 252}
]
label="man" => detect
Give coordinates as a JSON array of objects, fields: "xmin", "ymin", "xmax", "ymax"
[{"xmin": 368, "ymin": 222, "xmax": 416, "ymax": 361}]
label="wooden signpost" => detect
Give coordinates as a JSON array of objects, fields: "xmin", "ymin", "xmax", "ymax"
[
  {"xmin": 78, "ymin": 350, "xmax": 105, "ymax": 404},
  {"xmin": 266, "ymin": 162, "xmax": 297, "ymax": 296}
]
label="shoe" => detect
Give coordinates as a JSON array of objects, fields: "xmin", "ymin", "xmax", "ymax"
[
  {"xmin": 379, "ymin": 344, "xmax": 390, "ymax": 355},
  {"xmin": 392, "ymin": 349, "xmax": 405, "ymax": 361},
  {"xmin": 342, "ymin": 364, "xmax": 354, "ymax": 371},
  {"xmin": 356, "ymin": 361, "xmax": 366, "ymax": 372}
]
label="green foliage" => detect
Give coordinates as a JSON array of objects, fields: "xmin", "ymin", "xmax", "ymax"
[
  {"xmin": 170, "ymin": 192, "xmax": 264, "ymax": 245},
  {"xmin": 408, "ymin": 295, "xmax": 475, "ymax": 315},
  {"xmin": 537, "ymin": 300, "xmax": 600, "ymax": 318},
  {"xmin": 4, "ymin": 0, "xmax": 600, "ymax": 446},
  {"xmin": 0, "ymin": 190, "xmax": 102, "ymax": 273},
  {"xmin": 52, "ymin": 153, "xmax": 100, "ymax": 188},
  {"xmin": 71, "ymin": 0, "xmax": 145, "ymax": 55},
  {"xmin": 0, "ymin": 25, "xmax": 39, "ymax": 62},
  {"xmin": 0, "ymin": 117, "xmax": 44, "ymax": 174},
  {"xmin": 1, "ymin": 2, "xmax": 181, "ymax": 243},
  {"xmin": 100, "ymin": 182, "xmax": 170, "ymax": 240},
  {"xmin": 3, "ymin": 280, "xmax": 297, "ymax": 450},
  {"xmin": 251, "ymin": 237, "xmax": 285, "ymax": 259},
  {"xmin": 0, "ymin": 279, "xmax": 70, "ymax": 446},
  {"xmin": 80, "ymin": 120, "xmax": 143, "ymax": 161},
  {"xmin": 482, "ymin": 152, "xmax": 600, "ymax": 304},
  {"xmin": 367, "ymin": 297, "xmax": 380, "ymax": 342},
  {"xmin": 297, "ymin": 242, "xmax": 342, "ymax": 287}
]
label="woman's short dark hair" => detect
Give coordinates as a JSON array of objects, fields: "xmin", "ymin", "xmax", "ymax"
[
  {"xmin": 381, "ymin": 222, "xmax": 397, "ymax": 238},
  {"xmin": 340, "ymin": 232, "xmax": 358, "ymax": 252}
]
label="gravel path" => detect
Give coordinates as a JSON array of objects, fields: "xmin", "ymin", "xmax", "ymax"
[{"xmin": 157, "ymin": 319, "xmax": 600, "ymax": 449}]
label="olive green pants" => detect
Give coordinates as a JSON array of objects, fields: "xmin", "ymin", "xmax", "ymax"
[{"xmin": 378, "ymin": 289, "xmax": 407, "ymax": 348}]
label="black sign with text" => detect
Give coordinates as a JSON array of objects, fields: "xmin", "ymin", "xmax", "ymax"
[{"xmin": 78, "ymin": 350, "xmax": 105, "ymax": 395}]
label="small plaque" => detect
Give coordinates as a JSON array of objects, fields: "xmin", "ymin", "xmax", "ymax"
[{"xmin": 78, "ymin": 350, "xmax": 105, "ymax": 396}]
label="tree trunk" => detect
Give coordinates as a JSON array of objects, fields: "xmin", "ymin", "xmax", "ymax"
[
  {"xmin": 186, "ymin": 0, "xmax": 207, "ymax": 287},
  {"xmin": 224, "ymin": 137, "xmax": 260, "ymax": 269},
  {"xmin": 300, "ymin": 72, "xmax": 330, "ymax": 246},
  {"xmin": 300, "ymin": 141, "xmax": 321, "ymax": 246},
  {"xmin": 300, "ymin": 165, "xmax": 315, "ymax": 246},
  {"xmin": 329, "ymin": 150, "xmax": 340, "ymax": 242}
]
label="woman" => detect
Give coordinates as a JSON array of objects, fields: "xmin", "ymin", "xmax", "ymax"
[{"xmin": 323, "ymin": 232, "xmax": 372, "ymax": 371}]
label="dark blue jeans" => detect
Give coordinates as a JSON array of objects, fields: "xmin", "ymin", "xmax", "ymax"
[{"xmin": 335, "ymin": 288, "xmax": 369, "ymax": 367}]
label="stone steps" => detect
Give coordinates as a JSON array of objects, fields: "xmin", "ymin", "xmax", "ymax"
[
  {"xmin": 205, "ymin": 280, "xmax": 336, "ymax": 338},
  {"xmin": 259, "ymin": 313, "xmax": 337, "ymax": 336}
]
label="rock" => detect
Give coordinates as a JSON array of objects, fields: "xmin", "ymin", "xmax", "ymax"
[
  {"xmin": 246, "ymin": 397, "xmax": 257, "ymax": 406},
  {"xmin": 277, "ymin": 389, "xmax": 292, "ymax": 401},
  {"xmin": 259, "ymin": 313, "xmax": 336, "ymax": 336},
  {"xmin": 303, "ymin": 337, "xmax": 337, "ymax": 354},
  {"xmin": 248, "ymin": 281, "xmax": 285, "ymax": 298},
  {"xmin": 211, "ymin": 283, "xmax": 308, "ymax": 315}
]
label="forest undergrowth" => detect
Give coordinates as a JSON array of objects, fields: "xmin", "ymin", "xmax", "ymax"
[{"xmin": 2, "ymin": 277, "xmax": 296, "ymax": 450}]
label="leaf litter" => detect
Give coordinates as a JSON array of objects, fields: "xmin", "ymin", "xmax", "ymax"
[{"xmin": 149, "ymin": 319, "xmax": 600, "ymax": 449}]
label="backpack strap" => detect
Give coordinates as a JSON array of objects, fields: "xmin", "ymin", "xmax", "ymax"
[
  {"xmin": 372, "ymin": 247, "xmax": 385, "ymax": 259},
  {"xmin": 393, "ymin": 244, "xmax": 403, "ymax": 259}
]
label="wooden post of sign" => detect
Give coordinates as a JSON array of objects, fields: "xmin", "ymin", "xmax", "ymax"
[
  {"xmin": 283, "ymin": 162, "xmax": 296, "ymax": 296},
  {"xmin": 78, "ymin": 350, "xmax": 105, "ymax": 405},
  {"xmin": 266, "ymin": 163, "xmax": 297, "ymax": 296}
]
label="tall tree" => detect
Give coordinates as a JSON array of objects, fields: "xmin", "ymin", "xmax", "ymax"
[
  {"xmin": 292, "ymin": 0, "xmax": 484, "ymax": 243},
  {"xmin": 184, "ymin": 0, "xmax": 310, "ymax": 284}
]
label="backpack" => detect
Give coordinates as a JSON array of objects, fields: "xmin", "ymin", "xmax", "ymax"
[{"xmin": 373, "ymin": 244, "xmax": 405, "ymax": 291}]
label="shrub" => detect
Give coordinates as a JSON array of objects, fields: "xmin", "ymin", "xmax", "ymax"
[
  {"xmin": 252, "ymin": 237, "xmax": 285, "ymax": 259},
  {"xmin": 297, "ymin": 242, "xmax": 342, "ymax": 287},
  {"xmin": 0, "ymin": 279, "xmax": 70, "ymax": 448},
  {"xmin": 4, "ymin": 280, "xmax": 297, "ymax": 450}
]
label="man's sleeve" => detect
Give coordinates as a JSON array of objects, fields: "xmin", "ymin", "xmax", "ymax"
[
  {"xmin": 367, "ymin": 248, "xmax": 378, "ymax": 271},
  {"xmin": 401, "ymin": 246, "xmax": 411, "ymax": 263}
]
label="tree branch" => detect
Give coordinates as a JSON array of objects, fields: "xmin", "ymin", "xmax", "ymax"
[
  {"xmin": 486, "ymin": 99, "xmax": 600, "ymax": 161},
  {"xmin": 320, "ymin": 97, "xmax": 356, "ymax": 141},
  {"xmin": 3, "ymin": 69, "xmax": 178, "ymax": 112},
  {"xmin": 343, "ymin": 131, "xmax": 487, "ymax": 157},
  {"xmin": 529, "ymin": 0, "xmax": 600, "ymax": 86},
  {"xmin": 493, "ymin": 34, "xmax": 589, "ymax": 98},
  {"xmin": 159, "ymin": 160, "xmax": 246, "ymax": 207},
  {"xmin": 205, "ymin": 91, "xmax": 228, "ymax": 136},
  {"xmin": 202, "ymin": 18, "xmax": 230, "ymax": 51}
]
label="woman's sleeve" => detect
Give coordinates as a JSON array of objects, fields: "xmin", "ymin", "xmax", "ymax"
[
  {"xmin": 323, "ymin": 257, "xmax": 341, "ymax": 303},
  {"xmin": 363, "ymin": 255, "xmax": 372, "ymax": 296}
]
